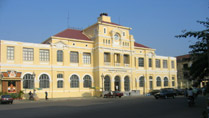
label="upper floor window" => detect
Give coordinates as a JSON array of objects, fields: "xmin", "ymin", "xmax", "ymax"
[
  {"xmin": 114, "ymin": 53, "xmax": 120, "ymax": 63},
  {"xmin": 123, "ymin": 32, "xmax": 126, "ymax": 36},
  {"xmin": 156, "ymin": 59, "xmax": 161, "ymax": 68},
  {"xmin": 138, "ymin": 58, "xmax": 144, "ymax": 67},
  {"xmin": 149, "ymin": 58, "xmax": 152, "ymax": 67},
  {"xmin": 70, "ymin": 51, "xmax": 79, "ymax": 63},
  {"xmin": 57, "ymin": 50, "xmax": 63, "ymax": 62},
  {"xmin": 40, "ymin": 49, "xmax": 49, "ymax": 62},
  {"xmin": 7, "ymin": 46, "xmax": 14, "ymax": 60},
  {"xmin": 124, "ymin": 54, "xmax": 130, "ymax": 64},
  {"xmin": 104, "ymin": 52, "xmax": 110, "ymax": 62},
  {"xmin": 83, "ymin": 53, "xmax": 91, "ymax": 64},
  {"xmin": 171, "ymin": 61, "xmax": 175, "ymax": 69},
  {"xmin": 23, "ymin": 48, "xmax": 34, "ymax": 61},
  {"xmin": 163, "ymin": 60, "xmax": 168, "ymax": 68},
  {"xmin": 104, "ymin": 28, "xmax": 107, "ymax": 34}
]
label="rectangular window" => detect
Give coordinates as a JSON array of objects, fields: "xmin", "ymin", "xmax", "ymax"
[
  {"xmin": 57, "ymin": 80, "xmax": 63, "ymax": 88},
  {"xmin": 104, "ymin": 52, "xmax": 110, "ymax": 62},
  {"xmin": 163, "ymin": 60, "xmax": 168, "ymax": 68},
  {"xmin": 7, "ymin": 46, "xmax": 14, "ymax": 60},
  {"xmin": 114, "ymin": 53, "xmax": 120, "ymax": 63},
  {"xmin": 83, "ymin": 53, "xmax": 91, "ymax": 64},
  {"xmin": 172, "ymin": 77, "xmax": 175, "ymax": 86},
  {"xmin": 171, "ymin": 61, "xmax": 175, "ymax": 69},
  {"xmin": 39, "ymin": 49, "xmax": 49, "ymax": 62},
  {"xmin": 138, "ymin": 58, "xmax": 144, "ymax": 67},
  {"xmin": 104, "ymin": 28, "xmax": 106, "ymax": 34},
  {"xmin": 70, "ymin": 51, "xmax": 79, "ymax": 63},
  {"xmin": 124, "ymin": 54, "xmax": 130, "ymax": 64},
  {"xmin": 149, "ymin": 58, "xmax": 152, "ymax": 67},
  {"xmin": 57, "ymin": 50, "xmax": 63, "ymax": 62},
  {"xmin": 23, "ymin": 48, "xmax": 34, "ymax": 61},
  {"xmin": 123, "ymin": 32, "xmax": 125, "ymax": 36},
  {"xmin": 155, "ymin": 59, "xmax": 161, "ymax": 68}
]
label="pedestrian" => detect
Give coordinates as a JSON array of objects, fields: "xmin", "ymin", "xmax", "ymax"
[
  {"xmin": 45, "ymin": 91, "xmax": 48, "ymax": 100},
  {"xmin": 29, "ymin": 91, "xmax": 32, "ymax": 100},
  {"xmin": 184, "ymin": 88, "xmax": 188, "ymax": 97}
]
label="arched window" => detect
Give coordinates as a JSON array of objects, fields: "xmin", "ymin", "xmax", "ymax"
[
  {"xmin": 39, "ymin": 74, "xmax": 50, "ymax": 88},
  {"xmin": 139, "ymin": 76, "xmax": 145, "ymax": 87},
  {"xmin": 149, "ymin": 76, "xmax": 153, "ymax": 90},
  {"xmin": 156, "ymin": 77, "xmax": 161, "ymax": 87},
  {"xmin": 104, "ymin": 75, "xmax": 110, "ymax": 91},
  {"xmin": 164, "ymin": 77, "xmax": 168, "ymax": 87},
  {"xmin": 57, "ymin": 50, "xmax": 63, "ymax": 62},
  {"xmin": 124, "ymin": 76, "xmax": 130, "ymax": 91},
  {"xmin": 114, "ymin": 76, "xmax": 120, "ymax": 91},
  {"xmin": 57, "ymin": 74, "xmax": 63, "ymax": 88},
  {"xmin": 83, "ymin": 75, "xmax": 92, "ymax": 88},
  {"xmin": 23, "ymin": 74, "xmax": 34, "ymax": 89},
  {"xmin": 70, "ymin": 75, "xmax": 79, "ymax": 88}
]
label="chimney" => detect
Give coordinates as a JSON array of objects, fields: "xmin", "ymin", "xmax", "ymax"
[{"xmin": 98, "ymin": 13, "xmax": 111, "ymax": 22}]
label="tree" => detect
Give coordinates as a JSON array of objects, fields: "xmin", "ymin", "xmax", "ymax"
[{"xmin": 175, "ymin": 18, "xmax": 209, "ymax": 83}]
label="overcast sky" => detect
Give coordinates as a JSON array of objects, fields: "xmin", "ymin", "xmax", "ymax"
[{"xmin": 0, "ymin": 0, "xmax": 208, "ymax": 57}]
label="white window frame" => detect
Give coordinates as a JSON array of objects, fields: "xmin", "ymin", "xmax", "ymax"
[{"xmin": 7, "ymin": 46, "xmax": 14, "ymax": 60}]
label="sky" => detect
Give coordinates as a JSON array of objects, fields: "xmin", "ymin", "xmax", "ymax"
[{"xmin": 0, "ymin": 0, "xmax": 208, "ymax": 57}]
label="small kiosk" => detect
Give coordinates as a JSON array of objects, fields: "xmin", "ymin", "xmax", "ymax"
[{"xmin": 0, "ymin": 70, "xmax": 22, "ymax": 93}]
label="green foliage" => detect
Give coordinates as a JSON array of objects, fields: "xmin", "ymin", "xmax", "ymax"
[
  {"xmin": 175, "ymin": 18, "xmax": 209, "ymax": 82},
  {"xmin": 0, "ymin": 92, "xmax": 23, "ymax": 99}
]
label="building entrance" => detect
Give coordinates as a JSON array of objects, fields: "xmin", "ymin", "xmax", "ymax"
[{"xmin": 114, "ymin": 76, "xmax": 120, "ymax": 91}]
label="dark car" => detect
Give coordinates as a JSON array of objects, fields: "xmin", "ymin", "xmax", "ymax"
[
  {"xmin": 104, "ymin": 91, "xmax": 123, "ymax": 98},
  {"xmin": 154, "ymin": 89, "xmax": 175, "ymax": 99},
  {"xmin": 147, "ymin": 90, "xmax": 160, "ymax": 96},
  {"xmin": 0, "ymin": 95, "xmax": 13, "ymax": 104}
]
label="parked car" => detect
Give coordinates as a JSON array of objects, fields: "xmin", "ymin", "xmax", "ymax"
[
  {"xmin": 154, "ymin": 89, "xmax": 175, "ymax": 99},
  {"xmin": 104, "ymin": 91, "xmax": 123, "ymax": 98},
  {"xmin": 147, "ymin": 90, "xmax": 160, "ymax": 96},
  {"xmin": 176, "ymin": 89, "xmax": 185, "ymax": 95},
  {"xmin": 0, "ymin": 95, "xmax": 13, "ymax": 104}
]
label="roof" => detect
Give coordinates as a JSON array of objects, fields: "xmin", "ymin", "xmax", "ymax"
[
  {"xmin": 176, "ymin": 54, "xmax": 191, "ymax": 60},
  {"xmin": 101, "ymin": 21, "xmax": 121, "ymax": 26},
  {"xmin": 54, "ymin": 29, "xmax": 90, "ymax": 41},
  {"xmin": 134, "ymin": 42, "xmax": 150, "ymax": 48}
]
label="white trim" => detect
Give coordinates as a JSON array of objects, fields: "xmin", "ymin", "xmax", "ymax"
[
  {"xmin": 38, "ymin": 72, "xmax": 52, "ymax": 82},
  {"xmin": 21, "ymin": 72, "xmax": 34, "ymax": 81},
  {"xmin": 69, "ymin": 73, "xmax": 80, "ymax": 82},
  {"xmin": 82, "ymin": 74, "xmax": 94, "ymax": 82}
]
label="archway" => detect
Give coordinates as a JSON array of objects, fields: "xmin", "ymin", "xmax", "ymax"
[{"xmin": 114, "ymin": 76, "xmax": 120, "ymax": 91}]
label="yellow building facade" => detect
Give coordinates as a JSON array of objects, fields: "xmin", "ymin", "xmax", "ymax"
[{"xmin": 0, "ymin": 13, "xmax": 177, "ymax": 98}]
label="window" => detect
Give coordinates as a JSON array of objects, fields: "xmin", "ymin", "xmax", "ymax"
[
  {"xmin": 57, "ymin": 74, "xmax": 63, "ymax": 88},
  {"xmin": 57, "ymin": 50, "xmax": 63, "ymax": 62},
  {"xmin": 23, "ymin": 74, "xmax": 34, "ymax": 89},
  {"xmin": 39, "ymin": 74, "xmax": 50, "ymax": 88},
  {"xmin": 104, "ymin": 28, "xmax": 106, "ymax": 34},
  {"xmin": 23, "ymin": 48, "xmax": 34, "ymax": 61},
  {"xmin": 156, "ymin": 77, "xmax": 161, "ymax": 87},
  {"xmin": 124, "ymin": 76, "xmax": 130, "ymax": 91},
  {"xmin": 83, "ymin": 53, "xmax": 91, "ymax": 64},
  {"xmin": 149, "ymin": 58, "xmax": 152, "ymax": 67},
  {"xmin": 70, "ymin": 75, "xmax": 79, "ymax": 88},
  {"xmin": 114, "ymin": 53, "xmax": 120, "ymax": 63},
  {"xmin": 104, "ymin": 53, "xmax": 110, "ymax": 62},
  {"xmin": 40, "ymin": 49, "xmax": 49, "ymax": 62},
  {"xmin": 183, "ymin": 64, "xmax": 188, "ymax": 69},
  {"xmin": 139, "ymin": 76, "xmax": 145, "ymax": 87},
  {"xmin": 57, "ymin": 80, "xmax": 63, "ymax": 88},
  {"xmin": 108, "ymin": 40, "xmax": 110, "ymax": 44},
  {"xmin": 156, "ymin": 59, "xmax": 161, "ymax": 68},
  {"xmin": 149, "ymin": 76, "xmax": 153, "ymax": 90},
  {"xmin": 70, "ymin": 51, "xmax": 79, "ymax": 63},
  {"xmin": 172, "ymin": 77, "xmax": 175, "ymax": 86},
  {"xmin": 124, "ymin": 54, "xmax": 130, "ymax": 64},
  {"xmin": 104, "ymin": 76, "xmax": 110, "ymax": 91},
  {"xmin": 138, "ymin": 58, "xmax": 144, "ymax": 67},
  {"xmin": 123, "ymin": 32, "xmax": 126, "ymax": 36},
  {"xmin": 164, "ymin": 77, "xmax": 168, "ymax": 87},
  {"xmin": 163, "ymin": 60, "xmax": 168, "ymax": 68},
  {"xmin": 171, "ymin": 61, "xmax": 175, "ymax": 69},
  {"xmin": 83, "ymin": 75, "xmax": 92, "ymax": 88},
  {"xmin": 7, "ymin": 46, "xmax": 14, "ymax": 60}
]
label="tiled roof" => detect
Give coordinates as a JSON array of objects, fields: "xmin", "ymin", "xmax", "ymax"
[
  {"xmin": 134, "ymin": 42, "xmax": 150, "ymax": 48},
  {"xmin": 101, "ymin": 21, "xmax": 121, "ymax": 26},
  {"xmin": 54, "ymin": 29, "xmax": 90, "ymax": 41},
  {"xmin": 176, "ymin": 54, "xmax": 191, "ymax": 60}
]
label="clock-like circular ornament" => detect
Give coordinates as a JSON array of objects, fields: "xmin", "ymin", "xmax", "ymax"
[{"xmin": 114, "ymin": 33, "xmax": 120, "ymax": 40}]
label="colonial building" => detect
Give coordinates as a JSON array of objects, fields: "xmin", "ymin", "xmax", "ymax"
[{"xmin": 0, "ymin": 13, "xmax": 177, "ymax": 98}]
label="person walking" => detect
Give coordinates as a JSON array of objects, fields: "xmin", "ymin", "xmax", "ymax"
[
  {"xmin": 29, "ymin": 91, "xmax": 33, "ymax": 100},
  {"xmin": 45, "ymin": 91, "xmax": 48, "ymax": 100}
]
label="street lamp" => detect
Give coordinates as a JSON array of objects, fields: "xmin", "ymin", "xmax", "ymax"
[{"xmin": 101, "ymin": 73, "xmax": 104, "ymax": 96}]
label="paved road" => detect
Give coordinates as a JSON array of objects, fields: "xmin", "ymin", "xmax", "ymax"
[{"xmin": 0, "ymin": 96, "xmax": 205, "ymax": 118}]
